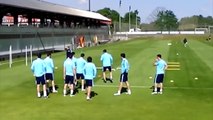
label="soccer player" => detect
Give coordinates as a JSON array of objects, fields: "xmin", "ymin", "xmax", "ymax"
[
  {"xmin": 152, "ymin": 54, "xmax": 167, "ymax": 95},
  {"xmin": 44, "ymin": 52, "xmax": 58, "ymax": 93},
  {"xmin": 76, "ymin": 53, "xmax": 87, "ymax": 91},
  {"xmin": 83, "ymin": 56, "xmax": 97, "ymax": 100},
  {"xmin": 66, "ymin": 46, "xmax": 72, "ymax": 58},
  {"xmin": 31, "ymin": 53, "xmax": 47, "ymax": 98},
  {"xmin": 63, "ymin": 53, "xmax": 76, "ymax": 97},
  {"xmin": 183, "ymin": 38, "xmax": 188, "ymax": 47},
  {"xmin": 114, "ymin": 53, "xmax": 131, "ymax": 96},
  {"xmin": 100, "ymin": 49, "xmax": 113, "ymax": 83}
]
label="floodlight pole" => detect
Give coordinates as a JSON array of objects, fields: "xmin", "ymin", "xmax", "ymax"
[
  {"xmin": 129, "ymin": 6, "xmax": 131, "ymax": 31},
  {"xmin": 89, "ymin": 0, "xmax": 91, "ymax": 11}
]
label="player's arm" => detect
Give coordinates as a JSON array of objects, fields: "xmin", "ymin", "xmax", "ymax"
[
  {"xmin": 153, "ymin": 59, "xmax": 158, "ymax": 66},
  {"xmin": 93, "ymin": 64, "xmax": 97, "ymax": 78},
  {"xmin": 63, "ymin": 65, "xmax": 66, "ymax": 80},
  {"xmin": 164, "ymin": 62, "xmax": 168, "ymax": 70}
]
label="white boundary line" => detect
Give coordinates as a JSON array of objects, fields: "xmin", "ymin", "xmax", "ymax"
[
  {"xmin": 94, "ymin": 84, "xmax": 213, "ymax": 90},
  {"xmin": 0, "ymin": 59, "xmax": 25, "ymax": 66}
]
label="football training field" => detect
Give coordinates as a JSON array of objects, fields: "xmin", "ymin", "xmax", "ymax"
[{"xmin": 0, "ymin": 35, "xmax": 213, "ymax": 120}]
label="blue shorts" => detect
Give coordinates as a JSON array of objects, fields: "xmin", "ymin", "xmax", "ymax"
[
  {"xmin": 76, "ymin": 73, "xmax": 84, "ymax": 79},
  {"xmin": 45, "ymin": 73, "xmax": 54, "ymax": 80},
  {"xmin": 120, "ymin": 72, "xmax": 128, "ymax": 82},
  {"xmin": 154, "ymin": 74, "xmax": 164, "ymax": 83},
  {"xmin": 85, "ymin": 79, "xmax": 93, "ymax": 87},
  {"xmin": 103, "ymin": 66, "xmax": 112, "ymax": 72},
  {"xmin": 36, "ymin": 75, "xmax": 46, "ymax": 85},
  {"xmin": 65, "ymin": 75, "xmax": 74, "ymax": 84}
]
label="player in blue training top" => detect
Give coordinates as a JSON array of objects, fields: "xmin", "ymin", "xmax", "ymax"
[
  {"xmin": 100, "ymin": 49, "xmax": 113, "ymax": 83},
  {"xmin": 63, "ymin": 53, "xmax": 76, "ymax": 97},
  {"xmin": 31, "ymin": 53, "xmax": 47, "ymax": 98},
  {"xmin": 44, "ymin": 52, "xmax": 58, "ymax": 93},
  {"xmin": 83, "ymin": 56, "xmax": 97, "ymax": 100},
  {"xmin": 152, "ymin": 54, "xmax": 167, "ymax": 95},
  {"xmin": 114, "ymin": 53, "xmax": 131, "ymax": 96},
  {"xmin": 76, "ymin": 53, "xmax": 87, "ymax": 91}
]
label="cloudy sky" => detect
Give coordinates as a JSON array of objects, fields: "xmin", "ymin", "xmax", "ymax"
[{"xmin": 44, "ymin": 0, "xmax": 213, "ymax": 23}]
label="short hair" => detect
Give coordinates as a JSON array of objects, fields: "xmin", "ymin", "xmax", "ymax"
[
  {"xmin": 67, "ymin": 53, "xmax": 73, "ymax": 59},
  {"xmin": 120, "ymin": 53, "xmax": 126, "ymax": 58},
  {"xmin": 47, "ymin": 52, "xmax": 51, "ymax": 57},
  {"xmin": 103, "ymin": 49, "xmax": 107, "ymax": 53},
  {"xmin": 87, "ymin": 56, "xmax": 92, "ymax": 62},
  {"xmin": 157, "ymin": 54, "xmax": 162, "ymax": 58},
  {"xmin": 80, "ymin": 53, "xmax": 85, "ymax": 57},
  {"xmin": 37, "ymin": 53, "xmax": 42, "ymax": 58}
]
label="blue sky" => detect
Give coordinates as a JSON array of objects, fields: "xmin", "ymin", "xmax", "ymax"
[{"xmin": 44, "ymin": 0, "xmax": 213, "ymax": 23}]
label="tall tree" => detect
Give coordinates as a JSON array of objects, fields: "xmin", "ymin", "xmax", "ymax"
[
  {"xmin": 96, "ymin": 8, "xmax": 120, "ymax": 22},
  {"xmin": 155, "ymin": 10, "xmax": 178, "ymax": 31},
  {"xmin": 123, "ymin": 10, "xmax": 141, "ymax": 24}
]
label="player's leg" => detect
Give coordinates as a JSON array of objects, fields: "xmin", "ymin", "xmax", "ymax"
[
  {"xmin": 37, "ymin": 84, "xmax": 41, "ymax": 98},
  {"xmin": 63, "ymin": 75, "xmax": 69, "ymax": 96},
  {"xmin": 41, "ymin": 76, "xmax": 47, "ymax": 98},
  {"xmin": 86, "ymin": 86, "xmax": 92, "ymax": 100},
  {"xmin": 69, "ymin": 76, "xmax": 74, "ymax": 96},
  {"xmin": 114, "ymin": 73, "xmax": 124, "ymax": 96},
  {"xmin": 51, "ymin": 80, "xmax": 57, "ymax": 93},
  {"xmin": 102, "ymin": 67, "xmax": 107, "ymax": 83},
  {"xmin": 86, "ymin": 80, "xmax": 92, "ymax": 100},
  {"xmin": 51, "ymin": 73, "xmax": 57, "ymax": 93},
  {"xmin": 125, "ymin": 81, "xmax": 131, "ymax": 95},
  {"xmin": 108, "ymin": 66, "xmax": 113, "ymax": 83},
  {"xmin": 81, "ymin": 79, "xmax": 85, "ymax": 91},
  {"xmin": 63, "ymin": 84, "xmax": 67, "ymax": 96},
  {"xmin": 152, "ymin": 74, "xmax": 158, "ymax": 94}
]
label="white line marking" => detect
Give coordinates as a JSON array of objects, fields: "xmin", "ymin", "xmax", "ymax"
[{"xmin": 94, "ymin": 85, "xmax": 213, "ymax": 90}]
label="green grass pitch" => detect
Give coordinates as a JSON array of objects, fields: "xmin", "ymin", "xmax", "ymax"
[{"xmin": 0, "ymin": 35, "xmax": 213, "ymax": 120}]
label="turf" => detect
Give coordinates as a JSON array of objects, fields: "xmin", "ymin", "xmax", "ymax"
[{"xmin": 0, "ymin": 35, "xmax": 213, "ymax": 120}]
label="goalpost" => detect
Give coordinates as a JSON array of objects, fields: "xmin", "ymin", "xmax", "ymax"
[
  {"xmin": 194, "ymin": 28, "xmax": 208, "ymax": 34},
  {"xmin": 208, "ymin": 26, "xmax": 213, "ymax": 34},
  {"xmin": 9, "ymin": 45, "xmax": 12, "ymax": 68}
]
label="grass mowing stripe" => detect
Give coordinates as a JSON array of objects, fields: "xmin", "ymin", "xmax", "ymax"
[
  {"xmin": 166, "ymin": 38, "xmax": 213, "ymax": 88},
  {"xmin": 189, "ymin": 39, "xmax": 213, "ymax": 71}
]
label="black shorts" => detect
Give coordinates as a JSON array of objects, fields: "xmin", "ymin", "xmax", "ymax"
[
  {"xmin": 76, "ymin": 73, "xmax": 84, "ymax": 79},
  {"xmin": 85, "ymin": 79, "xmax": 93, "ymax": 87},
  {"xmin": 65, "ymin": 75, "xmax": 74, "ymax": 84},
  {"xmin": 120, "ymin": 72, "xmax": 128, "ymax": 82},
  {"xmin": 102, "ymin": 66, "xmax": 112, "ymax": 72},
  {"xmin": 154, "ymin": 74, "xmax": 164, "ymax": 83},
  {"xmin": 36, "ymin": 75, "xmax": 46, "ymax": 85},
  {"xmin": 45, "ymin": 73, "xmax": 54, "ymax": 80}
]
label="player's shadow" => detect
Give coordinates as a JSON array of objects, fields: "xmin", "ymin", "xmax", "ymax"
[
  {"xmin": 121, "ymin": 87, "xmax": 128, "ymax": 94},
  {"xmin": 84, "ymin": 91, "xmax": 98, "ymax": 98},
  {"xmin": 104, "ymin": 77, "xmax": 113, "ymax": 83}
]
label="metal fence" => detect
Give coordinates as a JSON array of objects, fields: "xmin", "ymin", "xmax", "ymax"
[{"xmin": 0, "ymin": 26, "xmax": 110, "ymax": 59}]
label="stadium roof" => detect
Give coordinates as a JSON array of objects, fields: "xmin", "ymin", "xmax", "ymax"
[{"xmin": 0, "ymin": 0, "xmax": 111, "ymax": 22}]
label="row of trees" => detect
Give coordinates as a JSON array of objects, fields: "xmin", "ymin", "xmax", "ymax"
[{"xmin": 96, "ymin": 7, "xmax": 213, "ymax": 31}]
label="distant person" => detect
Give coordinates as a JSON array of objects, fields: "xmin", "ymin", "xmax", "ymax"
[
  {"xmin": 76, "ymin": 53, "xmax": 87, "ymax": 91},
  {"xmin": 114, "ymin": 53, "xmax": 131, "ymax": 96},
  {"xmin": 83, "ymin": 56, "xmax": 97, "ymax": 100},
  {"xmin": 66, "ymin": 46, "xmax": 72, "ymax": 58},
  {"xmin": 31, "ymin": 53, "xmax": 48, "ymax": 98},
  {"xmin": 63, "ymin": 53, "xmax": 76, "ymax": 97},
  {"xmin": 44, "ymin": 52, "xmax": 58, "ymax": 93},
  {"xmin": 152, "ymin": 54, "xmax": 167, "ymax": 95},
  {"xmin": 100, "ymin": 49, "xmax": 113, "ymax": 83},
  {"xmin": 208, "ymin": 35, "xmax": 211, "ymax": 41},
  {"xmin": 183, "ymin": 38, "xmax": 188, "ymax": 47}
]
